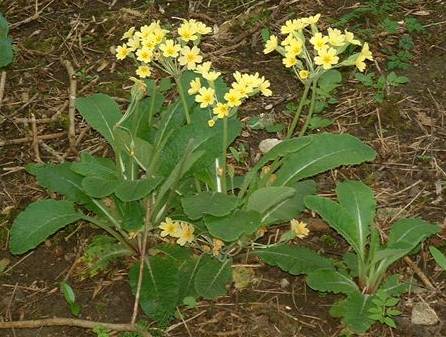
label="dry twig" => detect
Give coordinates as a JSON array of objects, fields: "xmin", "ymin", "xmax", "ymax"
[{"xmin": 62, "ymin": 59, "xmax": 77, "ymax": 153}]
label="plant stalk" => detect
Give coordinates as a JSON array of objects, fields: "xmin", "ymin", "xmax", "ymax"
[
  {"xmin": 221, "ymin": 117, "xmax": 229, "ymax": 193},
  {"xmin": 286, "ymin": 83, "xmax": 311, "ymax": 138},
  {"xmin": 298, "ymin": 79, "xmax": 318, "ymax": 137},
  {"xmin": 175, "ymin": 76, "xmax": 191, "ymax": 124}
]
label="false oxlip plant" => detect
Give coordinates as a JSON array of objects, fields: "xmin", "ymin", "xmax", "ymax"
[
  {"xmin": 9, "ymin": 18, "xmax": 376, "ymax": 327},
  {"xmin": 257, "ymin": 180, "xmax": 439, "ymax": 334}
]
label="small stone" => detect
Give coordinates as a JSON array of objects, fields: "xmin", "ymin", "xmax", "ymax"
[
  {"xmin": 411, "ymin": 302, "xmax": 439, "ymax": 325},
  {"xmin": 259, "ymin": 138, "xmax": 282, "ymax": 154},
  {"xmin": 265, "ymin": 104, "xmax": 273, "ymax": 110},
  {"xmin": 280, "ymin": 278, "xmax": 290, "ymax": 288}
]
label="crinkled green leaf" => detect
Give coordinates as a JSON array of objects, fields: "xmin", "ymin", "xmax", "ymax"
[
  {"xmin": 114, "ymin": 177, "xmax": 163, "ymax": 202},
  {"xmin": 71, "ymin": 152, "xmax": 117, "ymax": 178},
  {"xmin": 205, "ymin": 210, "xmax": 262, "ymax": 242},
  {"xmin": 10, "ymin": 200, "xmax": 83, "ymax": 254},
  {"xmin": 82, "ymin": 175, "xmax": 119, "ymax": 198},
  {"xmin": 245, "ymin": 186, "xmax": 295, "ymax": 221},
  {"xmin": 256, "ymin": 245, "xmax": 334, "ymax": 275},
  {"xmin": 194, "ymin": 256, "xmax": 232, "ymax": 299},
  {"xmin": 182, "ymin": 192, "xmax": 239, "ymax": 220},
  {"xmin": 307, "ymin": 269, "xmax": 359, "ymax": 294}
]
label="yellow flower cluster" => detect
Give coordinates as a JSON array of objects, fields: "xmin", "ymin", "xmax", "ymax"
[
  {"xmin": 159, "ymin": 217, "xmax": 195, "ymax": 246},
  {"xmin": 263, "ymin": 14, "xmax": 373, "ymax": 78},
  {"xmin": 188, "ymin": 69, "xmax": 272, "ymax": 127},
  {"xmin": 116, "ymin": 19, "xmax": 213, "ymax": 79},
  {"xmin": 290, "ymin": 219, "xmax": 310, "ymax": 239}
]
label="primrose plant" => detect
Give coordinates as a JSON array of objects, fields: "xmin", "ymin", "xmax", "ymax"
[
  {"xmin": 258, "ymin": 180, "xmax": 439, "ymax": 334},
  {"xmin": 10, "ymin": 18, "xmax": 376, "ymax": 326},
  {"xmin": 263, "ymin": 14, "xmax": 373, "ymax": 137}
]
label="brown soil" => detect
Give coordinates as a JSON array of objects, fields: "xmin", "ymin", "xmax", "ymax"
[{"xmin": 1, "ymin": 1, "xmax": 445, "ymax": 337}]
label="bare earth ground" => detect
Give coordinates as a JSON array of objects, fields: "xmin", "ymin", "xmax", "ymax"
[{"xmin": 0, "ymin": 0, "xmax": 445, "ymax": 336}]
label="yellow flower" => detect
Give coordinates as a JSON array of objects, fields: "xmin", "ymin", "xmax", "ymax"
[
  {"xmin": 355, "ymin": 42, "xmax": 373, "ymax": 72},
  {"xmin": 136, "ymin": 46, "xmax": 153, "ymax": 63},
  {"xmin": 299, "ymin": 69, "xmax": 310, "ymax": 80},
  {"xmin": 159, "ymin": 39, "xmax": 181, "ymax": 58},
  {"xmin": 263, "ymin": 35, "xmax": 278, "ymax": 54},
  {"xmin": 281, "ymin": 19, "xmax": 307, "ymax": 34},
  {"xmin": 188, "ymin": 77, "xmax": 202, "ymax": 95},
  {"xmin": 310, "ymin": 32, "xmax": 329, "ymax": 51},
  {"xmin": 196, "ymin": 61, "xmax": 212, "ymax": 75},
  {"xmin": 196, "ymin": 21, "xmax": 212, "ymax": 35},
  {"xmin": 259, "ymin": 78, "xmax": 272, "ymax": 96},
  {"xmin": 231, "ymin": 81, "xmax": 250, "ymax": 98},
  {"xmin": 126, "ymin": 36, "xmax": 141, "ymax": 52},
  {"xmin": 224, "ymin": 89, "xmax": 243, "ymax": 107},
  {"xmin": 195, "ymin": 87, "xmax": 215, "ymax": 108},
  {"xmin": 290, "ymin": 220, "xmax": 310, "ymax": 239},
  {"xmin": 208, "ymin": 119, "xmax": 216, "ymax": 127},
  {"xmin": 116, "ymin": 44, "xmax": 130, "ymax": 60},
  {"xmin": 159, "ymin": 217, "xmax": 180, "ymax": 237},
  {"xmin": 176, "ymin": 223, "xmax": 195, "ymax": 246},
  {"xmin": 178, "ymin": 21, "xmax": 198, "ymax": 42},
  {"xmin": 136, "ymin": 65, "xmax": 152, "ymax": 78},
  {"xmin": 212, "ymin": 239, "xmax": 224, "ymax": 256},
  {"xmin": 285, "ymin": 38, "xmax": 303, "ymax": 57},
  {"xmin": 344, "ymin": 30, "xmax": 361, "ymax": 46},
  {"xmin": 282, "ymin": 54, "xmax": 298, "ymax": 68},
  {"xmin": 121, "ymin": 27, "xmax": 135, "ymax": 40},
  {"xmin": 179, "ymin": 46, "xmax": 203, "ymax": 70},
  {"xmin": 213, "ymin": 103, "xmax": 230, "ymax": 119},
  {"xmin": 314, "ymin": 47, "xmax": 339, "ymax": 70},
  {"xmin": 305, "ymin": 14, "xmax": 321, "ymax": 25},
  {"xmin": 327, "ymin": 28, "xmax": 346, "ymax": 47},
  {"xmin": 281, "ymin": 34, "xmax": 295, "ymax": 46},
  {"xmin": 203, "ymin": 70, "xmax": 221, "ymax": 82}
]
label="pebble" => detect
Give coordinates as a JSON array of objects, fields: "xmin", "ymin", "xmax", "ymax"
[
  {"xmin": 411, "ymin": 302, "xmax": 439, "ymax": 326},
  {"xmin": 259, "ymin": 138, "xmax": 282, "ymax": 154}
]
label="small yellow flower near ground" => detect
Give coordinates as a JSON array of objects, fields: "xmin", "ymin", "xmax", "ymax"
[
  {"xmin": 263, "ymin": 35, "xmax": 279, "ymax": 54},
  {"xmin": 195, "ymin": 87, "xmax": 215, "ymax": 108},
  {"xmin": 179, "ymin": 46, "xmax": 203, "ymax": 70},
  {"xmin": 159, "ymin": 39, "xmax": 181, "ymax": 58},
  {"xmin": 208, "ymin": 119, "xmax": 216, "ymax": 127},
  {"xmin": 259, "ymin": 79, "xmax": 272, "ymax": 96},
  {"xmin": 116, "ymin": 45, "xmax": 130, "ymax": 60},
  {"xmin": 314, "ymin": 47, "xmax": 339, "ymax": 70},
  {"xmin": 304, "ymin": 14, "xmax": 321, "ymax": 25},
  {"xmin": 136, "ymin": 46, "xmax": 154, "ymax": 63},
  {"xmin": 281, "ymin": 19, "xmax": 298, "ymax": 34},
  {"xmin": 176, "ymin": 223, "xmax": 195, "ymax": 246},
  {"xmin": 285, "ymin": 38, "xmax": 303, "ymax": 57},
  {"xmin": 203, "ymin": 70, "xmax": 221, "ymax": 82},
  {"xmin": 126, "ymin": 36, "xmax": 141, "ymax": 52},
  {"xmin": 213, "ymin": 103, "xmax": 230, "ymax": 119},
  {"xmin": 188, "ymin": 77, "xmax": 202, "ymax": 95},
  {"xmin": 282, "ymin": 54, "xmax": 298, "ymax": 68},
  {"xmin": 159, "ymin": 217, "xmax": 180, "ymax": 237},
  {"xmin": 299, "ymin": 69, "xmax": 310, "ymax": 80},
  {"xmin": 212, "ymin": 239, "xmax": 224, "ymax": 256},
  {"xmin": 355, "ymin": 42, "xmax": 373, "ymax": 72},
  {"xmin": 344, "ymin": 30, "xmax": 361, "ymax": 46},
  {"xmin": 224, "ymin": 89, "xmax": 243, "ymax": 107},
  {"xmin": 196, "ymin": 61, "xmax": 212, "ymax": 75},
  {"xmin": 290, "ymin": 219, "xmax": 310, "ymax": 239},
  {"xmin": 178, "ymin": 22, "xmax": 198, "ymax": 42},
  {"xmin": 231, "ymin": 82, "xmax": 250, "ymax": 98},
  {"xmin": 310, "ymin": 32, "xmax": 329, "ymax": 51},
  {"xmin": 281, "ymin": 34, "xmax": 294, "ymax": 46},
  {"xmin": 136, "ymin": 65, "xmax": 152, "ymax": 78},
  {"xmin": 121, "ymin": 27, "xmax": 135, "ymax": 40},
  {"xmin": 196, "ymin": 21, "xmax": 212, "ymax": 35},
  {"xmin": 327, "ymin": 27, "xmax": 346, "ymax": 47}
]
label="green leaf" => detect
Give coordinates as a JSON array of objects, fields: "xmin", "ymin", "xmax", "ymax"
[
  {"xmin": 256, "ymin": 245, "xmax": 333, "ymax": 275},
  {"xmin": 129, "ymin": 256, "xmax": 179, "ymax": 322},
  {"xmin": 379, "ymin": 275, "xmax": 410, "ymax": 296},
  {"xmin": 82, "ymin": 175, "xmax": 119, "ymax": 198},
  {"xmin": 113, "ymin": 129, "xmax": 154, "ymax": 170},
  {"xmin": 27, "ymin": 163, "xmax": 91, "ymax": 205},
  {"xmin": 261, "ymin": 180, "xmax": 317, "ymax": 225},
  {"xmin": 181, "ymin": 192, "xmax": 239, "ymax": 220},
  {"xmin": 71, "ymin": 152, "xmax": 117, "ymax": 178},
  {"xmin": 275, "ymin": 133, "xmax": 376, "ymax": 186},
  {"xmin": 305, "ymin": 195, "xmax": 361, "ymax": 255},
  {"xmin": 205, "ymin": 210, "xmax": 262, "ymax": 242},
  {"xmin": 336, "ymin": 180, "xmax": 375, "ymax": 258},
  {"xmin": 307, "ymin": 269, "xmax": 359, "ymax": 294},
  {"xmin": 245, "ymin": 186, "xmax": 295, "ymax": 221},
  {"xmin": 0, "ymin": 38, "xmax": 13, "ymax": 68},
  {"xmin": 430, "ymin": 246, "xmax": 446, "ymax": 270},
  {"xmin": 0, "ymin": 13, "xmax": 9, "ymax": 37},
  {"xmin": 384, "ymin": 317, "xmax": 396, "ymax": 328},
  {"xmin": 10, "ymin": 200, "xmax": 83, "ymax": 254},
  {"xmin": 114, "ymin": 177, "xmax": 163, "ymax": 202},
  {"xmin": 61, "ymin": 281, "xmax": 76, "ymax": 305},
  {"xmin": 194, "ymin": 256, "xmax": 232, "ymax": 299},
  {"xmin": 318, "ymin": 70, "xmax": 342, "ymax": 93},
  {"xmin": 308, "ymin": 117, "xmax": 333, "ymax": 130},
  {"xmin": 330, "ymin": 292, "xmax": 374, "ymax": 334},
  {"xmin": 75, "ymin": 94, "xmax": 122, "ymax": 145}
]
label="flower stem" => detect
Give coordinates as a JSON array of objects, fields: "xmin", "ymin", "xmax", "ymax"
[
  {"xmin": 286, "ymin": 83, "xmax": 311, "ymax": 139},
  {"xmin": 175, "ymin": 76, "xmax": 191, "ymax": 124},
  {"xmin": 299, "ymin": 79, "xmax": 318, "ymax": 137},
  {"xmin": 221, "ymin": 118, "xmax": 229, "ymax": 193}
]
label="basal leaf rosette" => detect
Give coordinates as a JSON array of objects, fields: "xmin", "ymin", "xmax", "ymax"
[
  {"xmin": 115, "ymin": 19, "xmax": 212, "ymax": 79},
  {"xmin": 188, "ymin": 67, "xmax": 272, "ymax": 127},
  {"xmin": 264, "ymin": 14, "xmax": 374, "ymax": 82}
]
